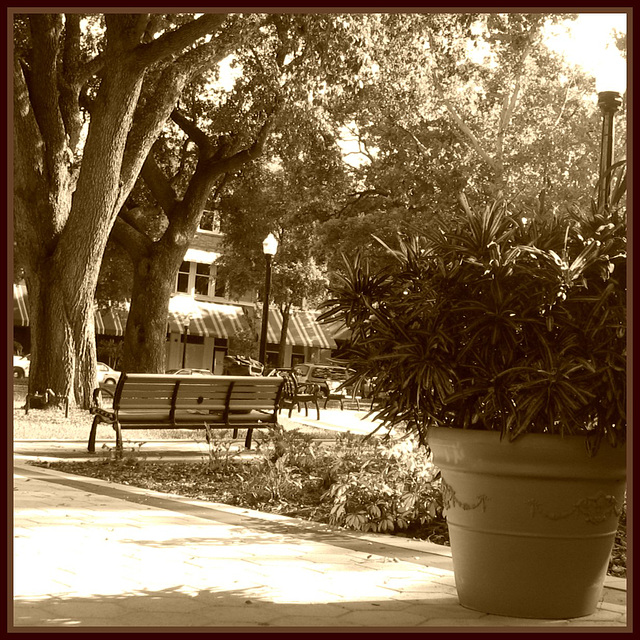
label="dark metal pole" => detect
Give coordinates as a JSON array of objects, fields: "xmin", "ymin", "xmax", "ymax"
[
  {"xmin": 597, "ymin": 91, "xmax": 622, "ymax": 214},
  {"xmin": 259, "ymin": 254, "xmax": 272, "ymax": 366},
  {"xmin": 182, "ymin": 323, "xmax": 189, "ymax": 368}
]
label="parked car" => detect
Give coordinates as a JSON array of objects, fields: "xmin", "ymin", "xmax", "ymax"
[
  {"xmin": 166, "ymin": 368, "xmax": 214, "ymax": 376},
  {"xmin": 97, "ymin": 362, "xmax": 121, "ymax": 386},
  {"xmin": 292, "ymin": 363, "xmax": 356, "ymax": 397},
  {"xmin": 222, "ymin": 355, "xmax": 264, "ymax": 377},
  {"xmin": 13, "ymin": 354, "xmax": 30, "ymax": 379},
  {"xmin": 266, "ymin": 367, "xmax": 294, "ymax": 378}
]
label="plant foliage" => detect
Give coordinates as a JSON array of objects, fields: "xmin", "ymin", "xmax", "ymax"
[{"xmin": 319, "ymin": 187, "xmax": 626, "ymax": 455}]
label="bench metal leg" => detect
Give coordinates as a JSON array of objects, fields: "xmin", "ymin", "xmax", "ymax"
[
  {"xmin": 88, "ymin": 416, "xmax": 100, "ymax": 453},
  {"xmin": 244, "ymin": 428, "xmax": 253, "ymax": 449},
  {"xmin": 114, "ymin": 421, "xmax": 123, "ymax": 456}
]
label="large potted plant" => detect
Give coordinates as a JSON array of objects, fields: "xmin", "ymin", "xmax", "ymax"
[{"xmin": 319, "ymin": 189, "xmax": 626, "ymax": 619}]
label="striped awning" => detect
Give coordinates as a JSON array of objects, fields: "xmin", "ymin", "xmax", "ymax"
[
  {"xmin": 168, "ymin": 298, "xmax": 249, "ymax": 338},
  {"xmin": 14, "ymin": 282, "xmax": 119, "ymax": 334},
  {"xmin": 95, "ymin": 307, "xmax": 127, "ymax": 336},
  {"xmin": 265, "ymin": 309, "xmax": 337, "ymax": 349},
  {"xmin": 13, "ymin": 284, "xmax": 247, "ymax": 340},
  {"xmin": 13, "ymin": 283, "xmax": 29, "ymax": 326}
]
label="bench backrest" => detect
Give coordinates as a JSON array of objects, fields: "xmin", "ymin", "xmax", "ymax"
[
  {"xmin": 111, "ymin": 373, "xmax": 284, "ymax": 422},
  {"xmin": 226, "ymin": 377, "xmax": 285, "ymax": 413}
]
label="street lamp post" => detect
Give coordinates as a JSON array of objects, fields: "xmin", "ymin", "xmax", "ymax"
[
  {"xmin": 181, "ymin": 317, "xmax": 190, "ymax": 368},
  {"xmin": 596, "ymin": 53, "xmax": 626, "ymax": 217},
  {"xmin": 259, "ymin": 233, "xmax": 279, "ymax": 368},
  {"xmin": 597, "ymin": 90, "xmax": 623, "ymax": 213}
]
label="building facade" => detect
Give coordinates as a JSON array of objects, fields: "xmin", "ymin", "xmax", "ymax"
[{"xmin": 13, "ymin": 214, "xmax": 339, "ymax": 373}]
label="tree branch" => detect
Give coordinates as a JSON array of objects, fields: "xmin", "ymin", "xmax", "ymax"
[
  {"xmin": 110, "ymin": 214, "xmax": 154, "ymax": 260},
  {"xmin": 27, "ymin": 15, "xmax": 69, "ymax": 172},
  {"xmin": 131, "ymin": 13, "xmax": 230, "ymax": 70},
  {"xmin": 496, "ymin": 25, "xmax": 539, "ymax": 170},
  {"xmin": 171, "ymin": 109, "xmax": 211, "ymax": 151},
  {"xmin": 204, "ymin": 98, "xmax": 283, "ymax": 175},
  {"xmin": 118, "ymin": 29, "xmax": 245, "ymax": 211},
  {"xmin": 426, "ymin": 29, "xmax": 499, "ymax": 177},
  {"xmin": 395, "ymin": 122, "xmax": 432, "ymax": 159},
  {"xmin": 170, "ymin": 138, "xmax": 197, "ymax": 189},
  {"xmin": 140, "ymin": 152, "xmax": 179, "ymax": 215},
  {"xmin": 59, "ymin": 13, "xmax": 85, "ymax": 151},
  {"xmin": 336, "ymin": 189, "xmax": 391, "ymax": 217}
]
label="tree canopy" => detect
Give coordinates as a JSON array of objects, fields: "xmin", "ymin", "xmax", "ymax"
[
  {"xmin": 13, "ymin": 11, "xmax": 626, "ymax": 395},
  {"xmin": 310, "ymin": 12, "xmax": 626, "ymax": 273}
]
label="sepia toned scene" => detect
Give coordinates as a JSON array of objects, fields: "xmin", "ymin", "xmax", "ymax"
[{"xmin": 11, "ymin": 9, "xmax": 628, "ymax": 629}]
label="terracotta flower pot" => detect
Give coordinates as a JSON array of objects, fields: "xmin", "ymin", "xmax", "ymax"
[{"xmin": 428, "ymin": 427, "xmax": 626, "ymax": 619}]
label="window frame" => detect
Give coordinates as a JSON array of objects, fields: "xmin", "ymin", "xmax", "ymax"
[{"xmin": 175, "ymin": 260, "xmax": 216, "ymax": 298}]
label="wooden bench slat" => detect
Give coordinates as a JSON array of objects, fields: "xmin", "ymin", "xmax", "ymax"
[
  {"xmin": 229, "ymin": 401, "xmax": 277, "ymax": 410},
  {"xmin": 117, "ymin": 392, "xmax": 175, "ymax": 400},
  {"xmin": 174, "ymin": 391, "xmax": 230, "ymax": 400},
  {"xmin": 117, "ymin": 399, "xmax": 174, "ymax": 409},
  {"xmin": 115, "ymin": 412, "xmax": 172, "ymax": 422},
  {"xmin": 89, "ymin": 374, "xmax": 285, "ymax": 453},
  {"xmin": 117, "ymin": 383, "xmax": 177, "ymax": 392}
]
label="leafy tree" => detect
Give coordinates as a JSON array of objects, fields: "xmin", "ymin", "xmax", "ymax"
[
  {"xmin": 13, "ymin": 12, "xmax": 243, "ymax": 405},
  {"xmin": 315, "ymin": 12, "xmax": 625, "ymax": 271},
  {"xmin": 107, "ymin": 13, "xmax": 369, "ymax": 372},
  {"xmin": 216, "ymin": 111, "xmax": 347, "ymax": 365}
]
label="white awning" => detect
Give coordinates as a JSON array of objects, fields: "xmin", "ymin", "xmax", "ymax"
[
  {"xmin": 168, "ymin": 297, "xmax": 249, "ymax": 338},
  {"xmin": 183, "ymin": 248, "xmax": 220, "ymax": 264},
  {"xmin": 264, "ymin": 309, "xmax": 337, "ymax": 349}
]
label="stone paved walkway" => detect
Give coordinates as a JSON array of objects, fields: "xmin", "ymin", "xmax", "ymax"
[{"xmin": 12, "ymin": 460, "xmax": 627, "ymax": 630}]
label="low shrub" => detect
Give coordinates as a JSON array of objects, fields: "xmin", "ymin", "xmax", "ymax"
[
  {"xmin": 245, "ymin": 428, "xmax": 445, "ymax": 536},
  {"xmin": 321, "ymin": 434, "xmax": 443, "ymax": 534}
]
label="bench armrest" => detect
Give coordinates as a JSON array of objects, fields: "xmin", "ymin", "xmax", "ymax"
[
  {"xmin": 91, "ymin": 386, "xmax": 114, "ymax": 410},
  {"xmin": 91, "ymin": 387, "xmax": 102, "ymax": 407}
]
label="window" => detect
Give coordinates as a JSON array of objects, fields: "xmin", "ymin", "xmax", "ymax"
[
  {"xmin": 175, "ymin": 261, "xmax": 213, "ymax": 297},
  {"xmin": 291, "ymin": 353, "xmax": 305, "ymax": 368},
  {"xmin": 199, "ymin": 210, "xmax": 221, "ymax": 233},
  {"xmin": 195, "ymin": 263, "xmax": 211, "ymax": 296}
]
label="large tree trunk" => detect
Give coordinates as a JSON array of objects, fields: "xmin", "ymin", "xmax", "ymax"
[
  {"xmin": 19, "ymin": 65, "xmax": 144, "ymax": 405},
  {"xmin": 116, "ymin": 104, "xmax": 280, "ymax": 373},
  {"xmin": 24, "ymin": 264, "xmax": 99, "ymax": 406},
  {"xmin": 121, "ymin": 245, "xmax": 184, "ymax": 372}
]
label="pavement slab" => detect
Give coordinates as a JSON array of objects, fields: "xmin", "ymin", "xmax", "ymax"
[{"xmin": 11, "ymin": 460, "xmax": 627, "ymax": 630}]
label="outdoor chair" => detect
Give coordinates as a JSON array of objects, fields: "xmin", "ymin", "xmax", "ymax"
[{"xmin": 279, "ymin": 372, "xmax": 321, "ymax": 420}]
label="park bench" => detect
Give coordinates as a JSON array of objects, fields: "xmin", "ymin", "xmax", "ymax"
[{"xmin": 88, "ymin": 373, "xmax": 285, "ymax": 453}]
